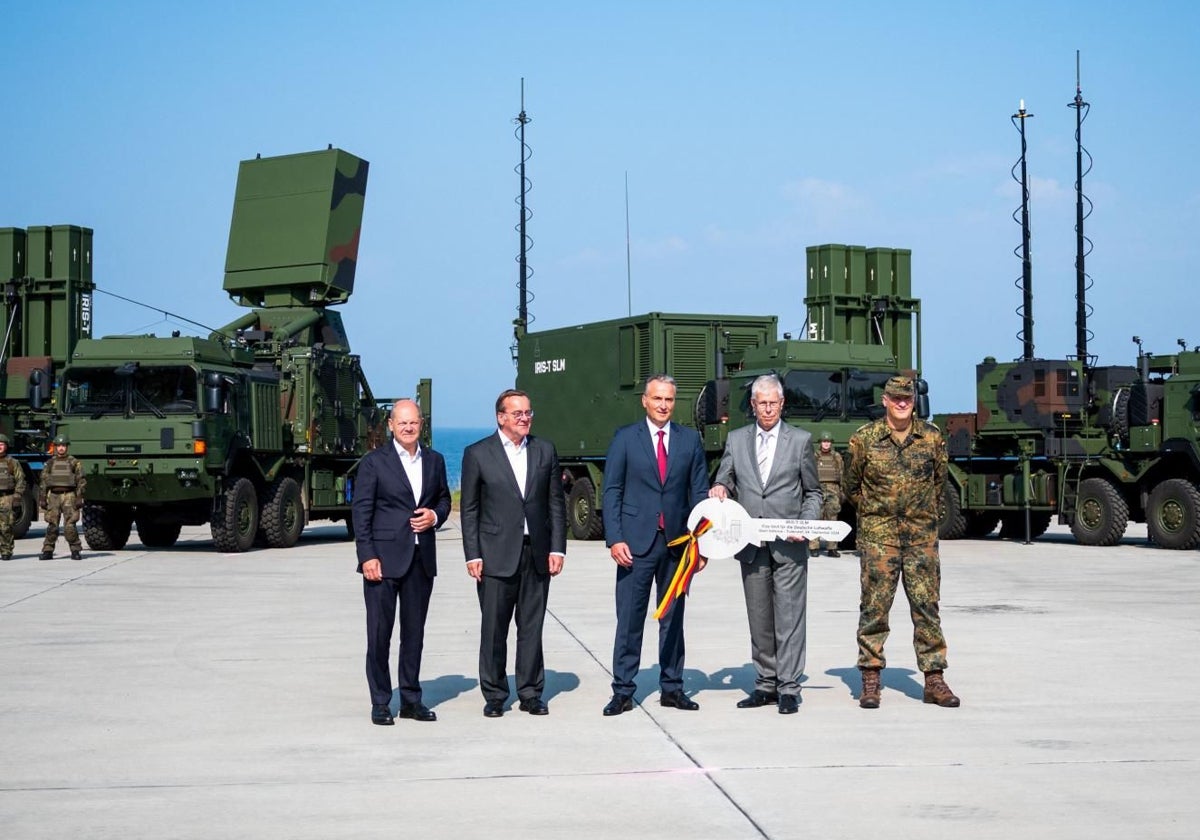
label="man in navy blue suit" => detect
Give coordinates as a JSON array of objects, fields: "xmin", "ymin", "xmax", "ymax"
[
  {"xmin": 601, "ymin": 374, "xmax": 709, "ymax": 716},
  {"xmin": 353, "ymin": 399, "xmax": 452, "ymax": 726}
]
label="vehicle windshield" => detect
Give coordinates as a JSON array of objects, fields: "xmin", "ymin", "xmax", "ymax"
[
  {"xmin": 737, "ymin": 369, "xmax": 894, "ymax": 422},
  {"xmin": 63, "ymin": 366, "xmax": 199, "ymax": 417}
]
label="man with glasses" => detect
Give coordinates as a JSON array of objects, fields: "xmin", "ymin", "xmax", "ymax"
[
  {"xmin": 461, "ymin": 390, "xmax": 566, "ymax": 718},
  {"xmin": 353, "ymin": 399, "xmax": 452, "ymax": 726},
  {"xmin": 709, "ymin": 374, "xmax": 822, "ymax": 715},
  {"xmin": 845, "ymin": 375, "xmax": 960, "ymax": 710}
]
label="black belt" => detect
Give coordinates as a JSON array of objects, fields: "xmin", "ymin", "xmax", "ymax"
[{"xmin": 49, "ymin": 488, "xmax": 76, "ymax": 493}]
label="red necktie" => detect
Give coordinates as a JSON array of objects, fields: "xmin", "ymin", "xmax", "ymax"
[
  {"xmin": 656, "ymin": 430, "xmax": 667, "ymax": 530},
  {"xmin": 656, "ymin": 430, "xmax": 667, "ymax": 482}
]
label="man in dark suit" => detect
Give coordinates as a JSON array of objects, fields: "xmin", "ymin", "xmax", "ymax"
[
  {"xmin": 353, "ymin": 399, "xmax": 452, "ymax": 726},
  {"xmin": 601, "ymin": 374, "xmax": 709, "ymax": 716},
  {"xmin": 460, "ymin": 389, "xmax": 566, "ymax": 718},
  {"xmin": 709, "ymin": 374, "xmax": 822, "ymax": 715}
]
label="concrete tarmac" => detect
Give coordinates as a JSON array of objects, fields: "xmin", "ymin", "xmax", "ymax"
[{"xmin": 1, "ymin": 518, "xmax": 1197, "ymax": 839}]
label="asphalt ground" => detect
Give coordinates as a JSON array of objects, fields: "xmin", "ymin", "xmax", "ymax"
[{"xmin": 1, "ymin": 517, "xmax": 1197, "ymax": 839}]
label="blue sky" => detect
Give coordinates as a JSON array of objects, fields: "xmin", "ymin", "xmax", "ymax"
[{"xmin": 4, "ymin": 1, "xmax": 1198, "ymax": 429}]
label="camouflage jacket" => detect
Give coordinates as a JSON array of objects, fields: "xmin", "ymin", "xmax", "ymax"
[
  {"xmin": 0, "ymin": 456, "xmax": 26, "ymax": 497},
  {"xmin": 845, "ymin": 418, "xmax": 946, "ymax": 547},
  {"xmin": 39, "ymin": 455, "xmax": 86, "ymax": 496},
  {"xmin": 815, "ymin": 450, "xmax": 843, "ymax": 493}
]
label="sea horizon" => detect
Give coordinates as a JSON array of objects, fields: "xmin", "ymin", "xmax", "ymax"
[{"xmin": 431, "ymin": 426, "xmax": 493, "ymax": 491}]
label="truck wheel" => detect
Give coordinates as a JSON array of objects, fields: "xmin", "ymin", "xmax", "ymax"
[
  {"xmin": 83, "ymin": 503, "xmax": 133, "ymax": 550},
  {"xmin": 135, "ymin": 516, "xmax": 182, "ymax": 548},
  {"xmin": 211, "ymin": 478, "xmax": 259, "ymax": 553},
  {"xmin": 938, "ymin": 482, "xmax": 967, "ymax": 540},
  {"xmin": 1146, "ymin": 478, "xmax": 1200, "ymax": 550},
  {"xmin": 964, "ymin": 511, "xmax": 1001, "ymax": 538},
  {"xmin": 261, "ymin": 477, "xmax": 305, "ymax": 549},
  {"xmin": 567, "ymin": 478, "xmax": 603, "ymax": 541},
  {"xmin": 998, "ymin": 511, "xmax": 1051, "ymax": 541},
  {"xmin": 1070, "ymin": 477, "xmax": 1128, "ymax": 546},
  {"xmin": 12, "ymin": 485, "xmax": 37, "ymax": 539}
]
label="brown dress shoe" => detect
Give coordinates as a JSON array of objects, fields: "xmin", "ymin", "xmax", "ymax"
[
  {"xmin": 859, "ymin": 668, "xmax": 881, "ymax": 709},
  {"xmin": 923, "ymin": 671, "xmax": 960, "ymax": 707}
]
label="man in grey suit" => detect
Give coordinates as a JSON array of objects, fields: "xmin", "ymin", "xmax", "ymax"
[
  {"xmin": 461, "ymin": 389, "xmax": 567, "ymax": 718},
  {"xmin": 709, "ymin": 374, "xmax": 822, "ymax": 714}
]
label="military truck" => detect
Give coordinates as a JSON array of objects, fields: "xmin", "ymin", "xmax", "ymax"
[
  {"xmin": 55, "ymin": 148, "xmax": 426, "ymax": 552},
  {"xmin": 0, "ymin": 224, "xmax": 95, "ymax": 537},
  {"xmin": 935, "ymin": 77, "xmax": 1200, "ymax": 549},
  {"xmin": 936, "ymin": 346, "xmax": 1200, "ymax": 549},
  {"xmin": 516, "ymin": 243, "xmax": 926, "ymax": 540}
]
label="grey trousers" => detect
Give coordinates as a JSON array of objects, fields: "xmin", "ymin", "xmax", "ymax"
[{"xmin": 740, "ymin": 543, "xmax": 808, "ymax": 696}]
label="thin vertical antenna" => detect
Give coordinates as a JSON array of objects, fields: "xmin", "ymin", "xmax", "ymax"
[
  {"xmin": 511, "ymin": 79, "xmax": 533, "ymax": 365},
  {"xmin": 1011, "ymin": 98, "xmax": 1035, "ymax": 361},
  {"xmin": 625, "ymin": 171, "xmax": 632, "ymax": 316},
  {"xmin": 1069, "ymin": 50, "xmax": 1094, "ymax": 367}
]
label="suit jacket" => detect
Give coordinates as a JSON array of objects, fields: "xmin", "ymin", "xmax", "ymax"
[
  {"xmin": 602, "ymin": 421, "xmax": 709, "ymax": 555},
  {"xmin": 712, "ymin": 422, "xmax": 823, "ymax": 562},
  {"xmin": 460, "ymin": 432, "xmax": 567, "ymax": 577},
  {"xmin": 352, "ymin": 443, "xmax": 452, "ymax": 578}
]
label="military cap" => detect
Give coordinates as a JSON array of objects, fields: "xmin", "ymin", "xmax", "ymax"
[
  {"xmin": 0, "ymin": 434, "xmax": 8, "ymax": 445},
  {"xmin": 883, "ymin": 376, "xmax": 915, "ymax": 398},
  {"xmin": 53, "ymin": 434, "xmax": 70, "ymax": 445},
  {"xmin": 820, "ymin": 431, "xmax": 833, "ymax": 442}
]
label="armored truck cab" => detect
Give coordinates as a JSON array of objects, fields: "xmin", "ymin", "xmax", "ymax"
[{"xmin": 57, "ymin": 148, "xmax": 417, "ymax": 553}]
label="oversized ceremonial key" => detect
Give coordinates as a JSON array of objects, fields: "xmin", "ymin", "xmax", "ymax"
[{"xmin": 686, "ymin": 497, "xmax": 853, "ymax": 560}]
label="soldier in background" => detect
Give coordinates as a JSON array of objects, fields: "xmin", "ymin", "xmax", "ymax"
[
  {"xmin": 0, "ymin": 434, "xmax": 27, "ymax": 561},
  {"xmin": 39, "ymin": 435, "xmax": 86, "ymax": 561},
  {"xmin": 809, "ymin": 431, "xmax": 844, "ymax": 557},
  {"xmin": 844, "ymin": 376, "xmax": 959, "ymax": 710}
]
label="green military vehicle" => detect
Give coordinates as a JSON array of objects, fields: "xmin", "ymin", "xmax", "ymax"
[
  {"xmin": 0, "ymin": 224, "xmax": 95, "ymax": 537},
  {"xmin": 935, "ymin": 77, "xmax": 1200, "ymax": 549},
  {"xmin": 55, "ymin": 148, "xmax": 427, "ymax": 552},
  {"xmin": 516, "ymin": 243, "xmax": 926, "ymax": 540},
  {"xmin": 937, "ymin": 346, "xmax": 1200, "ymax": 549}
]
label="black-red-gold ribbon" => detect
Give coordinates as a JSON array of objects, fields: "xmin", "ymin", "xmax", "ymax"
[{"xmin": 652, "ymin": 517, "xmax": 713, "ymax": 620}]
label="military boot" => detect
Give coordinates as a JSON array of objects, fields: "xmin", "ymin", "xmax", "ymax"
[
  {"xmin": 39, "ymin": 550, "xmax": 53, "ymax": 561},
  {"xmin": 923, "ymin": 671, "xmax": 960, "ymax": 707},
  {"xmin": 859, "ymin": 668, "xmax": 881, "ymax": 709},
  {"xmin": 1, "ymin": 554, "xmax": 11, "ymax": 562},
  {"xmin": 71, "ymin": 550, "xmax": 83, "ymax": 561},
  {"xmin": 826, "ymin": 546, "xmax": 840, "ymax": 557}
]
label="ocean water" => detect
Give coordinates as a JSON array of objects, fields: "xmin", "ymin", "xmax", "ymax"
[{"xmin": 432, "ymin": 427, "xmax": 492, "ymax": 491}]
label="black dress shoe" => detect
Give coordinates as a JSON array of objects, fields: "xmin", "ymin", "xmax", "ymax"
[
  {"xmin": 483, "ymin": 700, "xmax": 505, "ymax": 718},
  {"xmin": 518, "ymin": 697, "xmax": 549, "ymax": 715},
  {"xmin": 778, "ymin": 694, "xmax": 800, "ymax": 714},
  {"xmin": 371, "ymin": 705, "xmax": 395, "ymax": 726},
  {"xmin": 736, "ymin": 690, "xmax": 779, "ymax": 708},
  {"xmin": 399, "ymin": 702, "xmax": 437, "ymax": 722},
  {"xmin": 603, "ymin": 694, "xmax": 634, "ymax": 716},
  {"xmin": 660, "ymin": 690, "xmax": 699, "ymax": 710}
]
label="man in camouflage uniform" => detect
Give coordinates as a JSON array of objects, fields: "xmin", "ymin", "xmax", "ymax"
[
  {"xmin": 809, "ymin": 431, "xmax": 844, "ymax": 558},
  {"xmin": 844, "ymin": 376, "xmax": 959, "ymax": 709},
  {"xmin": 0, "ymin": 434, "xmax": 27, "ymax": 561},
  {"xmin": 39, "ymin": 434, "xmax": 86, "ymax": 561}
]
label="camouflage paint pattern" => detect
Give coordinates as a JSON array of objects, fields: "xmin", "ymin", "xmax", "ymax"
[
  {"xmin": 810, "ymin": 449, "xmax": 844, "ymax": 551},
  {"xmin": 845, "ymin": 418, "xmax": 946, "ymax": 547},
  {"xmin": 0, "ymin": 456, "xmax": 27, "ymax": 556},
  {"xmin": 856, "ymin": 540, "xmax": 948, "ymax": 672},
  {"xmin": 40, "ymin": 454, "xmax": 85, "ymax": 554}
]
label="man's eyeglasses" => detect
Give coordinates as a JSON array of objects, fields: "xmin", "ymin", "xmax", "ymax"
[{"xmin": 504, "ymin": 410, "xmax": 535, "ymax": 419}]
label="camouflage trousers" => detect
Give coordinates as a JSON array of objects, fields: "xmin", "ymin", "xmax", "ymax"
[
  {"xmin": 809, "ymin": 486, "xmax": 843, "ymax": 552},
  {"xmin": 856, "ymin": 540, "xmax": 948, "ymax": 673},
  {"xmin": 0, "ymin": 493, "xmax": 15, "ymax": 556},
  {"xmin": 43, "ymin": 492, "xmax": 82, "ymax": 553}
]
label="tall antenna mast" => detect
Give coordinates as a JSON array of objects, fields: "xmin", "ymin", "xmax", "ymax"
[
  {"xmin": 625, "ymin": 171, "xmax": 632, "ymax": 316},
  {"xmin": 1012, "ymin": 98, "xmax": 1035, "ymax": 361},
  {"xmin": 1068, "ymin": 50, "xmax": 1094, "ymax": 367},
  {"xmin": 511, "ymin": 79, "xmax": 533, "ymax": 363}
]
